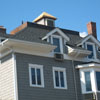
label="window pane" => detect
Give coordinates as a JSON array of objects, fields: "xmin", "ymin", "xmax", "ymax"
[
  {"xmin": 60, "ymin": 72, "xmax": 65, "ymax": 87},
  {"xmin": 85, "ymin": 72, "xmax": 92, "ymax": 91},
  {"xmin": 31, "ymin": 68, "xmax": 36, "ymax": 84},
  {"xmin": 47, "ymin": 20, "xmax": 54, "ymax": 27},
  {"xmin": 96, "ymin": 72, "xmax": 100, "ymax": 91},
  {"xmin": 53, "ymin": 37, "xmax": 60, "ymax": 52},
  {"xmin": 87, "ymin": 44, "xmax": 94, "ymax": 59},
  {"xmin": 55, "ymin": 71, "xmax": 59, "ymax": 87},
  {"xmin": 36, "ymin": 69, "xmax": 41, "ymax": 85}
]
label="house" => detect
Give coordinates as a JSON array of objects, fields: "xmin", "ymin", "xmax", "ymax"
[{"xmin": 0, "ymin": 12, "xmax": 100, "ymax": 100}]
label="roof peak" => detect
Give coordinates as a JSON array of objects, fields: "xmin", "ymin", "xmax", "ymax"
[{"xmin": 33, "ymin": 12, "xmax": 57, "ymax": 22}]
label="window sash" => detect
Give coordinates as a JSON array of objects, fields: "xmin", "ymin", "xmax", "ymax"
[
  {"xmin": 96, "ymin": 72, "xmax": 100, "ymax": 91},
  {"xmin": 84, "ymin": 71, "xmax": 92, "ymax": 92},
  {"xmin": 29, "ymin": 64, "xmax": 44, "ymax": 87},
  {"xmin": 53, "ymin": 37, "xmax": 61, "ymax": 52},
  {"xmin": 85, "ymin": 42, "xmax": 96, "ymax": 59},
  {"xmin": 53, "ymin": 67, "xmax": 67, "ymax": 89}
]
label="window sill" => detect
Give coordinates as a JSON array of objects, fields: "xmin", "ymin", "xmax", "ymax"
[
  {"xmin": 54, "ymin": 87, "xmax": 67, "ymax": 90},
  {"xmin": 30, "ymin": 84, "xmax": 44, "ymax": 88},
  {"xmin": 82, "ymin": 91, "xmax": 93, "ymax": 94}
]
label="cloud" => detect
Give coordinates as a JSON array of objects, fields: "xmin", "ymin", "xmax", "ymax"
[{"xmin": 80, "ymin": 32, "xmax": 87, "ymax": 38}]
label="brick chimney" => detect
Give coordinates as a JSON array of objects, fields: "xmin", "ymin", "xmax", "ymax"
[
  {"xmin": 0, "ymin": 26, "xmax": 6, "ymax": 34},
  {"xmin": 87, "ymin": 22, "xmax": 97, "ymax": 39}
]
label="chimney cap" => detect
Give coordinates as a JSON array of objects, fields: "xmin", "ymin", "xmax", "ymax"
[{"xmin": 33, "ymin": 12, "xmax": 57, "ymax": 22}]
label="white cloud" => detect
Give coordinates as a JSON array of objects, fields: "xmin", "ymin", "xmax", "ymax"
[{"xmin": 80, "ymin": 32, "xmax": 87, "ymax": 38}]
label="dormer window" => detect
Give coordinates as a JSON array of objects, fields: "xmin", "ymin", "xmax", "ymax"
[
  {"xmin": 47, "ymin": 19, "xmax": 54, "ymax": 27},
  {"xmin": 51, "ymin": 35, "xmax": 63, "ymax": 53},
  {"xmin": 85, "ymin": 42, "xmax": 96, "ymax": 59}
]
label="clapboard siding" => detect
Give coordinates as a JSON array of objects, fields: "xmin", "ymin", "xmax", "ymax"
[{"xmin": 0, "ymin": 54, "xmax": 15, "ymax": 100}]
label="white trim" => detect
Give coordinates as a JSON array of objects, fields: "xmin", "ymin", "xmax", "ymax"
[
  {"xmin": 12, "ymin": 53, "xmax": 18, "ymax": 100},
  {"xmin": 51, "ymin": 35, "xmax": 63, "ymax": 53},
  {"xmin": 77, "ymin": 35, "xmax": 100, "ymax": 47},
  {"xmin": 76, "ymin": 63, "xmax": 100, "ymax": 69},
  {"xmin": 42, "ymin": 28, "xmax": 70, "ymax": 41},
  {"xmin": 79, "ymin": 68, "xmax": 96, "ymax": 94},
  {"xmin": 78, "ymin": 65, "xmax": 100, "ymax": 94},
  {"xmin": 94, "ymin": 69, "xmax": 100, "ymax": 92},
  {"xmin": 29, "ymin": 64, "xmax": 44, "ymax": 88},
  {"xmin": 85, "ymin": 42, "xmax": 97, "ymax": 59},
  {"xmin": 53, "ymin": 67, "xmax": 67, "ymax": 89}
]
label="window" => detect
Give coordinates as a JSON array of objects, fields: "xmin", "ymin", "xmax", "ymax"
[
  {"xmin": 96, "ymin": 72, "xmax": 100, "ymax": 91},
  {"xmin": 86, "ymin": 42, "xmax": 96, "ymax": 59},
  {"xmin": 51, "ymin": 35, "xmax": 63, "ymax": 53},
  {"xmin": 47, "ymin": 19, "xmax": 54, "ymax": 27},
  {"xmin": 84, "ymin": 72, "xmax": 92, "ymax": 91},
  {"xmin": 29, "ymin": 64, "xmax": 44, "ymax": 87},
  {"xmin": 53, "ymin": 67, "xmax": 67, "ymax": 89},
  {"xmin": 53, "ymin": 37, "xmax": 60, "ymax": 52}
]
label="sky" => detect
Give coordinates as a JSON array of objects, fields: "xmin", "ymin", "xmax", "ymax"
[{"xmin": 0, "ymin": 0, "xmax": 100, "ymax": 40}]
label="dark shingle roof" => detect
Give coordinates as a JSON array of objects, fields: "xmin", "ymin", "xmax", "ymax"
[{"xmin": 0, "ymin": 22, "xmax": 83, "ymax": 46}]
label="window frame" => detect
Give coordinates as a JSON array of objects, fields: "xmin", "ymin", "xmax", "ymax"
[
  {"xmin": 53, "ymin": 67, "xmax": 67, "ymax": 89},
  {"xmin": 80, "ymin": 69, "xmax": 94, "ymax": 94},
  {"xmin": 51, "ymin": 35, "xmax": 63, "ymax": 54},
  {"xmin": 85, "ymin": 42, "xmax": 97, "ymax": 59},
  {"xmin": 46, "ymin": 18, "xmax": 55, "ymax": 27},
  {"xmin": 29, "ymin": 64, "xmax": 44, "ymax": 88},
  {"xmin": 94, "ymin": 68, "xmax": 100, "ymax": 92}
]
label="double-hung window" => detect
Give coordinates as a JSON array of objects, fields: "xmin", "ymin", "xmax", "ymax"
[
  {"xmin": 85, "ymin": 42, "xmax": 96, "ymax": 59},
  {"xmin": 29, "ymin": 64, "xmax": 44, "ymax": 87},
  {"xmin": 53, "ymin": 67, "xmax": 67, "ymax": 89},
  {"xmin": 51, "ymin": 35, "xmax": 63, "ymax": 53}
]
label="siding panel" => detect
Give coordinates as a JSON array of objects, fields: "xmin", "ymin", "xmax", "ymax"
[
  {"xmin": 0, "ymin": 54, "xmax": 15, "ymax": 100},
  {"xmin": 16, "ymin": 53, "xmax": 83, "ymax": 100}
]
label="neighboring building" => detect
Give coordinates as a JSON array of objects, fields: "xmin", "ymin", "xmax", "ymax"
[{"xmin": 0, "ymin": 12, "xmax": 100, "ymax": 100}]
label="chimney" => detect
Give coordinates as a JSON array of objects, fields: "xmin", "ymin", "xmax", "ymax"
[
  {"xmin": 87, "ymin": 22, "xmax": 97, "ymax": 39},
  {"xmin": 0, "ymin": 26, "xmax": 6, "ymax": 34}
]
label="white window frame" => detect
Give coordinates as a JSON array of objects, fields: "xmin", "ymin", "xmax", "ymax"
[
  {"xmin": 29, "ymin": 64, "xmax": 44, "ymax": 88},
  {"xmin": 80, "ymin": 68, "xmax": 97, "ymax": 94},
  {"xmin": 85, "ymin": 42, "xmax": 97, "ymax": 59},
  {"xmin": 53, "ymin": 67, "xmax": 67, "ymax": 89},
  {"xmin": 51, "ymin": 35, "xmax": 63, "ymax": 54},
  {"xmin": 94, "ymin": 68, "xmax": 100, "ymax": 93}
]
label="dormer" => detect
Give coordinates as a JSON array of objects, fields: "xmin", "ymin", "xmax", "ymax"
[{"xmin": 33, "ymin": 12, "xmax": 57, "ymax": 27}]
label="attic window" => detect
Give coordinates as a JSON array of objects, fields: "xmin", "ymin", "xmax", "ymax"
[
  {"xmin": 85, "ymin": 42, "xmax": 96, "ymax": 59},
  {"xmin": 51, "ymin": 35, "xmax": 63, "ymax": 53},
  {"xmin": 47, "ymin": 19, "xmax": 54, "ymax": 27}
]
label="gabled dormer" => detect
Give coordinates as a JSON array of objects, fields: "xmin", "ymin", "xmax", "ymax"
[
  {"xmin": 77, "ymin": 22, "xmax": 100, "ymax": 61},
  {"xmin": 33, "ymin": 12, "xmax": 57, "ymax": 27}
]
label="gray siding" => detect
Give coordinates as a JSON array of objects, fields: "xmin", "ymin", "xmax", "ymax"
[
  {"xmin": 15, "ymin": 53, "xmax": 83, "ymax": 100},
  {"xmin": 0, "ymin": 54, "xmax": 15, "ymax": 100},
  {"xmin": 97, "ymin": 93, "xmax": 100, "ymax": 100}
]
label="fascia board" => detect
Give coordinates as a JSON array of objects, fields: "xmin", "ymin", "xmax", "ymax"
[
  {"xmin": 76, "ymin": 63, "xmax": 100, "ymax": 69},
  {"xmin": 77, "ymin": 35, "xmax": 100, "ymax": 47},
  {"xmin": 42, "ymin": 28, "xmax": 70, "ymax": 41}
]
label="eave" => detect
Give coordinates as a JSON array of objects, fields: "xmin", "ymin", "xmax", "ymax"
[
  {"xmin": 0, "ymin": 39, "xmax": 56, "ymax": 54},
  {"xmin": 67, "ymin": 46, "xmax": 91, "ymax": 58}
]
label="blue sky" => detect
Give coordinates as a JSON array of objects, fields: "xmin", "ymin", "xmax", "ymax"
[{"xmin": 0, "ymin": 0, "xmax": 100, "ymax": 40}]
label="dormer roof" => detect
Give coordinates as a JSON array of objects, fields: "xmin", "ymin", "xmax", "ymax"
[{"xmin": 33, "ymin": 12, "xmax": 57, "ymax": 22}]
